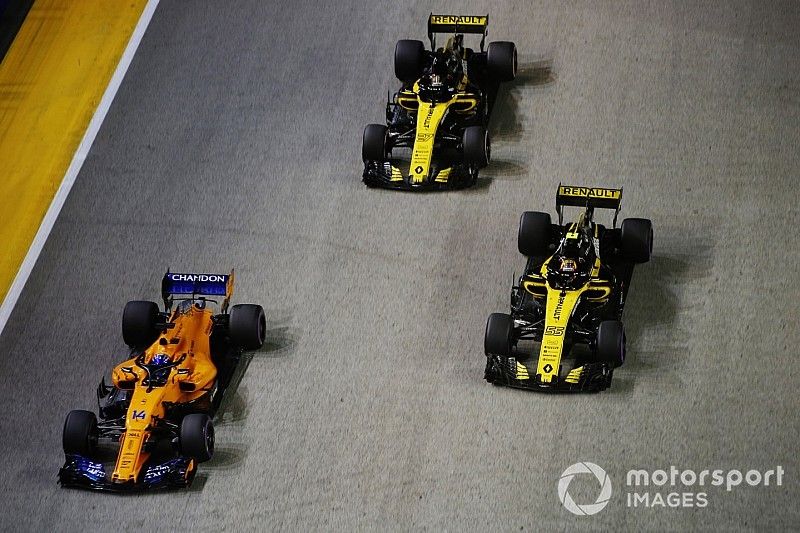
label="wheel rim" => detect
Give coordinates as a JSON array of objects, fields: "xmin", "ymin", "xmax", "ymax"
[
  {"xmin": 512, "ymin": 48, "xmax": 518, "ymax": 78},
  {"xmin": 621, "ymin": 333, "xmax": 627, "ymax": 366},
  {"xmin": 484, "ymin": 132, "xmax": 491, "ymax": 165},
  {"xmin": 258, "ymin": 312, "xmax": 266, "ymax": 346},
  {"xmin": 206, "ymin": 422, "xmax": 215, "ymax": 457}
]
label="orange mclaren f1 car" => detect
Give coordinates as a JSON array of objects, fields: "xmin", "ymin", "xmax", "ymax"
[{"xmin": 59, "ymin": 271, "xmax": 265, "ymax": 491}]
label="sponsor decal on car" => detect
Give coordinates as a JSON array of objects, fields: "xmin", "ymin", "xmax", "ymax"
[
  {"xmin": 559, "ymin": 186, "xmax": 621, "ymax": 200},
  {"xmin": 167, "ymin": 273, "xmax": 227, "ymax": 282},
  {"xmin": 430, "ymin": 15, "xmax": 487, "ymax": 26}
]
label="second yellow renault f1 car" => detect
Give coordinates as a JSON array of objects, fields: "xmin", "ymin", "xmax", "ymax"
[
  {"xmin": 58, "ymin": 271, "xmax": 265, "ymax": 490},
  {"xmin": 362, "ymin": 14, "xmax": 517, "ymax": 189},
  {"xmin": 484, "ymin": 186, "xmax": 653, "ymax": 392}
]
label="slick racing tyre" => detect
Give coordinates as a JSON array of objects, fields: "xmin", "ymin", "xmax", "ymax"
[
  {"xmin": 362, "ymin": 124, "xmax": 389, "ymax": 162},
  {"xmin": 487, "ymin": 41, "xmax": 517, "ymax": 82},
  {"xmin": 463, "ymin": 126, "xmax": 490, "ymax": 168},
  {"xmin": 621, "ymin": 218, "xmax": 653, "ymax": 263},
  {"xmin": 180, "ymin": 413, "xmax": 214, "ymax": 463},
  {"xmin": 596, "ymin": 320, "xmax": 625, "ymax": 368},
  {"xmin": 122, "ymin": 300, "xmax": 160, "ymax": 348},
  {"xmin": 394, "ymin": 39, "xmax": 425, "ymax": 83},
  {"xmin": 485, "ymin": 313, "xmax": 513, "ymax": 356},
  {"xmin": 518, "ymin": 211, "xmax": 552, "ymax": 256},
  {"xmin": 229, "ymin": 304, "xmax": 266, "ymax": 351},
  {"xmin": 63, "ymin": 410, "xmax": 98, "ymax": 456}
]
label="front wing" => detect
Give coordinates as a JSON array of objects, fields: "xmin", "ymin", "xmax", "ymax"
[
  {"xmin": 484, "ymin": 355, "xmax": 613, "ymax": 392},
  {"xmin": 58, "ymin": 454, "xmax": 195, "ymax": 492},
  {"xmin": 363, "ymin": 161, "xmax": 475, "ymax": 190}
]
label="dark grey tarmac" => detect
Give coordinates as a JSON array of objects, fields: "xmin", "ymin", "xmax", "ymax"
[{"xmin": 1, "ymin": 1, "xmax": 798, "ymax": 531}]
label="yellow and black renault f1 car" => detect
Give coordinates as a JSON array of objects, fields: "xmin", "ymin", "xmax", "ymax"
[
  {"xmin": 362, "ymin": 14, "xmax": 517, "ymax": 190},
  {"xmin": 59, "ymin": 271, "xmax": 265, "ymax": 491},
  {"xmin": 484, "ymin": 186, "xmax": 653, "ymax": 392}
]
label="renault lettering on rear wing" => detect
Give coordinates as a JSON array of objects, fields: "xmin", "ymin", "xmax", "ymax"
[
  {"xmin": 427, "ymin": 14, "xmax": 488, "ymax": 35},
  {"xmin": 427, "ymin": 13, "xmax": 488, "ymax": 49},
  {"xmin": 555, "ymin": 184, "xmax": 623, "ymax": 226},
  {"xmin": 556, "ymin": 185, "xmax": 622, "ymax": 210}
]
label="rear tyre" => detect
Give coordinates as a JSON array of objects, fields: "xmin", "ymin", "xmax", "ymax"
[
  {"xmin": 122, "ymin": 300, "xmax": 160, "ymax": 348},
  {"xmin": 394, "ymin": 39, "xmax": 425, "ymax": 83},
  {"xmin": 487, "ymin": 41, "xmax": 517, "ymax": 82},
  {"xmin": 229, "ymin": 304, "xmax": 266, "ymax": 351},
  {"xmin": 463, "ymin": 126, "xmax": 490, "ymax": 168},
  {"xmin": 596, "ymin": 320, "xmax": 625, "ymax": 368},
  {"xmin": 620, "ymin": 218, "xmax": 653, "ymax": 263},
  {"xmin": 485, "ymin": 313, "xmax": 513, "ymax": 356},
  {"xmin": 180, "ymin": 413, "xmax": 214, "ymax": 463},
  {"xmin": 518, "ymin": 211, "xmax": 552, "ymax": 256},
  {"xmin": 63, "ymin": 410, "xmax": 98, "ymax": 456},
  {"xmin": 362, "ymin": 124, "xmax": 388, "ymax": 162}
]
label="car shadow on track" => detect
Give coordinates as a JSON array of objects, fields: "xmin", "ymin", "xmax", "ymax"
[
  {"xmin": 612, "ymin": 238, "xmax": 715, "ymax": 394},
  {"xmin": 215, "ymin": 315, "xmax": 298, "ymax": 423},
  {"xmin": 472, "ymin": 160, "xmax": 530, "ymax": 189},
  {"xmin": 187, "ymin": 443, "xmax": 248, "ymax": 491},
  {"xmin": 191, "ymin": 316, "xmax": 298, "ymax": 480},
  {"xmin": 490, "ymin": 58, "xmax": 556, "ymax": 142},
  {"xmin": 471, "ymin": 58, "xmax": 555, "ymax": 191}
]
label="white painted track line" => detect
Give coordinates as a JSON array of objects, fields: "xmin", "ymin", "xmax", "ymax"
[{"xmin": 0, "ymin": 0, "xmax": 161, "ymax": 335}]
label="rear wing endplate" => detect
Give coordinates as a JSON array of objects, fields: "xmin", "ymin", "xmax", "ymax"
[
  {"xmin": 427, "ymin": 14, "xmax": 488, "ymax": 50},
  {"xmin": 556, "ymin": 184, "xmax": 623, "ymax": 226},
  {"xmin": 161, "ymin": 270, "xmax": 234, "ymax": 312}
]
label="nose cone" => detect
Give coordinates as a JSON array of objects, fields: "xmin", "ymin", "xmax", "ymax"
[{"xmin": 112, "ymin": 428, "xmax": 148, "ymax": 483}]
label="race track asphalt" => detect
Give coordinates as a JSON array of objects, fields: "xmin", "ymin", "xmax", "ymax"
[{"xmin": 0, "ymin": 1, "xmax": 798, "ymax": 531}]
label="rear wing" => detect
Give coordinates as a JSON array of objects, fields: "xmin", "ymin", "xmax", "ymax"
[
  {"xmin": 556, "ymin": 184, "xmax": 623, "ymax": 226},
  {"xmin": 427, "ymin": 14, "xmax": 488, "ymax": 50},
  {"xmin": 161, "ymin": 270, "xmax": 234, "ymax": 312}
]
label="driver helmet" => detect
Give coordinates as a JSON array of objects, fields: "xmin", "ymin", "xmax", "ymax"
[
  {"xmin": 418, "ymin": 50, "xmax": 459, "ymax": 101},
  {"xmin": 151, "ymin": 353, "xmax": 170, "ymax": 366},
  {"xmin": 145, "ymin": 352, "xmax": 173, "ymax": 386},
  {"xmin": 559, "ymin": 257, "xmax": 578, "ymax": 273},
  {"xmin": 547, "ymin": 231, "xmax": 594, "ymax": 289}
]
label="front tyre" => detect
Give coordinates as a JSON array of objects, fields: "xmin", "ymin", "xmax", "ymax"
[
  {"xmin": 596, "ymin": 320, "xmax": 625, "ymax": 368},
  {"xmin": 463, "ymin": 126, "xmax": 490, "ymax": 168},
  {"xmin": 487, "ymin": 41, "xmax": 517, "ymax": 82},
  {"xmin": 362, "ymin": 124, "xmax": 389, "ymax": 162},
  {"xmin": 485, "ymin": 313, "xmax": 513, "ymax": 356},
  {"xmin": 63, "ymin": 410, "xmax": 98, "ymax": 456},
  {"xmin": 229, "ymin": 304, "xmax": 266, "ymax": 351},
  {"xmin": 180, "ymin": 413, "xmax": 214, "ymax": 463}
]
